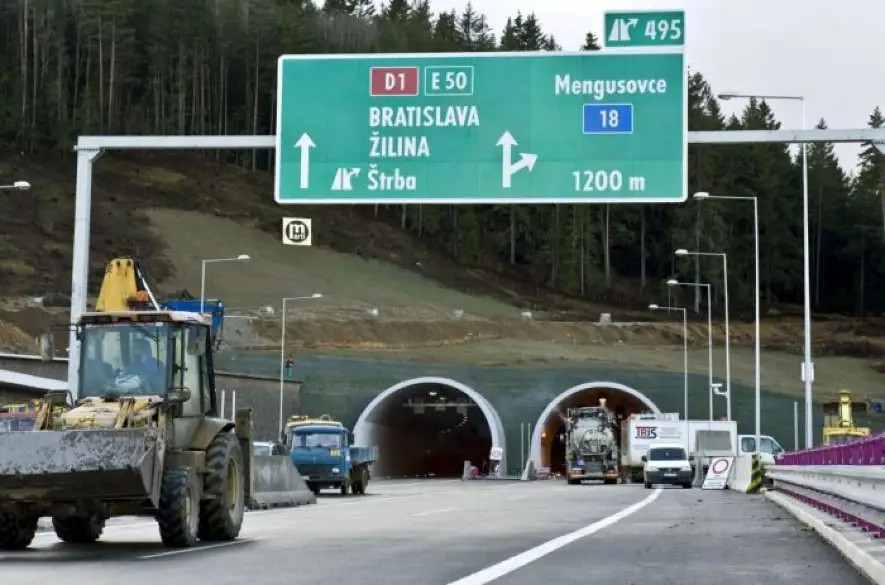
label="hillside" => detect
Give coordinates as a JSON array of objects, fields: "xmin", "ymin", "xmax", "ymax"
[
  {"xmin": 5, "ymin": 150, "xmax": 885, "ymax": 405},
  {"xmin": 0, "ymin": 150, "xmax": 637, "ymax": 318}
]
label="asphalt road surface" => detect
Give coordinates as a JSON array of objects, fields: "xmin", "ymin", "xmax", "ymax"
[{"xmin": 3, "ymin": 480, "xmax": 870, "ymax": 585}]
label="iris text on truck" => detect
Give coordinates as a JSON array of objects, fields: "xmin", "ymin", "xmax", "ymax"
[{"xmin": 635, "ymin": 426, "xmax": 658, "ymax": 439}]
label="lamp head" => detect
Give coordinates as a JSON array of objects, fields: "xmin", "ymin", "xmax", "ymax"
[
  {"xmin": 13, "ymin": 181, "xmax": 30, "ymax": 190},
  {"xmin": 717, "ymin": 92, "xmax": 739, "ymax": 101},
  {"xmin": 693, "ymin": 192, "xmax": 710, "ymax": 200},
  {"xmin": 648, "ymin": 304, "xmax": 659, "ymax": 311},
  {"xmin": 311, "ymin": 293, "xmax": 323, "ymax": 298},
  {"xmin": 237, "ymin": 254, "xmax": 250, "ymax": 260},
  {"xmin": 666, "ymin": 279, "xmax": 679, "ymax": 286},
  {"xmin": 674, "ymin": 249, "xmax": 689, "ymax": 256}
]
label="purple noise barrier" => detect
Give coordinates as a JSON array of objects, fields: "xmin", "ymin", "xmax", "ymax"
[
  {"xmin": 774, "ymin": 432, "xmax": 885, "ymax": 466},
  {"xmin": 771, "ymin": 432, "xmax": 885, "ymax": 538}
]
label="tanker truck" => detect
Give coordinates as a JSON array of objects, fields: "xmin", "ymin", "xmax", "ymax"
[{"xmin": 564, "ymin": 400, "xmax": 620, "ymax": 485}]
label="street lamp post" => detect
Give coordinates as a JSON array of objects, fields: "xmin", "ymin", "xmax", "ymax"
[
  {"xmin": 0, "ymin": 181, "xmax": 31, "ymax": 191},
  {"xmin": 675, "ymin": 249, "xmax": 731, "ymax": 421},
  {"xmin": 200, "ymin": 254, "xmax": 250, "ymax": 313},
  {"xmin": 278, "ymin": 293, "xmax": 323, "ymax": 439},
  {"xmin": 667, "ymin": 279, "xmax": 713, "ymax": 420},
  {"xmin": 649, "ymin": 304, "xmax": 688, "ymax": 421},
  {"xmin": 694, "ymin": 191, "xmax": 761, "ymax": 455},
  {"xmin": 719, "ymin": 91, "xmax": 813, "ymax": 448}
]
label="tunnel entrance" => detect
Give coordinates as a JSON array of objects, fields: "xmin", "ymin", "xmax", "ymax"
[
  {"xmin": 352, "ymin": 377, "xmax": 506, "ymax": 479},
  {"xmin": 529, "ymin": 382, "xmax": 661, "ymax": 476}
]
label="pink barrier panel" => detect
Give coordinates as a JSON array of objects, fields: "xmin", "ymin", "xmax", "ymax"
[{"xmin": 774, "ymin": 432, "xmax": 885, "ymax": 466}]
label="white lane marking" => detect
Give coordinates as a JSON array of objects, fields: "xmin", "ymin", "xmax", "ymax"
[
  {"xmin": 139, "ymin": 538, "xmax": 258, "ymax": 559},
  {"xmin": 445, "ymin": 488, "xmax": 662, "ymax": 585},
  {"xmin": 413, "ymin": 507, "xmax": 457, "ymax": 517}
]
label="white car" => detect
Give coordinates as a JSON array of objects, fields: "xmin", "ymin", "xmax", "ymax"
[
  {"xmin": 642, "ymin": 443, "xmax": 693, "ymax": 489},
  {"xmin": 253, "ymin": 441, "xmax": 284, "ymax": 457}
]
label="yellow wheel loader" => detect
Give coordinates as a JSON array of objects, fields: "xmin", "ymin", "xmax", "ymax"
[{"xmin": 0, "ymin": 258, "xmax": 253, "ymax": 550}]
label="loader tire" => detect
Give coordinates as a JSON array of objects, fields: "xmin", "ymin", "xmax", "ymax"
[
  {"xmin": 198, "ymin": 432, "xmax": 244, "ymax": 542},
  {"xmin": 157, "ymin": 467, "xmax": 199, "ymax": 548},
  {"xmin": 52, "ymin": 515, "xmax": 105, "ymax": 543},
  {"xmin": 0, "ymin": 512, "xmax": 38, "ymax": 550}
]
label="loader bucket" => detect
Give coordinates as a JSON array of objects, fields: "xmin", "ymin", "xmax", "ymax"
[{"xmin": 0, "ymin": 428, "xmax": 162, "ymax": 502}]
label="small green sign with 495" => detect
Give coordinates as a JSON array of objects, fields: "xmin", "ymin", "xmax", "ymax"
[{"xmin": 604, "ymin": 10, "xmax": 685, "ymax": 48}]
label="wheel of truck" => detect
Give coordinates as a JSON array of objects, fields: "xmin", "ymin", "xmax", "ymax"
[
  {"xmin": 157, "ymin": 467, "xmax": 200, "ymax": 547},
  {"xmin": 52, "ymin": 514, "xmax": 105, "ymax": 543},
  {"xmin": 359, "ymin": 467, "xmax": 369, "ymax": 495},
  {"xmin": 351, "ymin": 467, "xmax": 366, "ymax": 495},
  {"xmin": 643, "ymin": 481, "xmax": 652, "ymax": 489},
  {"xmin": 0, "ymin": 512, "xmax": 38, "ymax": 550},
  {"xmin": 340, "ymin": 482, "xmax": 350, "ymax": 496},
  {"xmin": 198, "ymin": 432, "xmax": 245, "ymax": 542},
  {"xmin": 309, "ymin": 484, "xmax": 320, "ymax": 495}
]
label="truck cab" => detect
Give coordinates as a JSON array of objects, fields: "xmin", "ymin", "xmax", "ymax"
[
  {"xmin": 286, "ymin": 417, "xmax": 349, "ymax": 494},
  {"xmin": 737, "ymin": 434, "xmax": 786, "ymax": 466},
  {"xmin": 284, "ymin": 414, "xmax": 376, "ymax": 496}
]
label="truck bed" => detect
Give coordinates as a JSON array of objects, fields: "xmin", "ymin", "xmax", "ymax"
[{"xmin": 350, "ymin": 446, "xmax": 378, "ymax": 466}]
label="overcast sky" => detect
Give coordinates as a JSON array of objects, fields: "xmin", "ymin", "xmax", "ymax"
[{"xmin": 428, "ymin": 0, "xmax": 883, "ymax": 175}]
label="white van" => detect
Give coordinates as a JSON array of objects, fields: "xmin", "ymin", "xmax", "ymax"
[
  {"xmin": 737, "ymin": 434, "xmax": 786, "ymax": 466},
  {"xmin": 641, "ymin": 443, "xmax": 693, "ymax": 489}
]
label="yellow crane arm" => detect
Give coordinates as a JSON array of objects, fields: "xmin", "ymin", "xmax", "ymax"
[{"xmin": 95, "ymin": 257, "xmax": 159, "ymax": 312}]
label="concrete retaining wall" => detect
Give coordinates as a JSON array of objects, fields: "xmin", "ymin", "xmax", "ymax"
[{"xmin": 6, "ymin": 351, "xmax": 882, "ymax": 477}]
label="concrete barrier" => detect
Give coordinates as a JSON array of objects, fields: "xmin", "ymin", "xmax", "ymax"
[
  {"xmin": 249, "ymin": 455, "xmax": 317, "ymax": 509},
  {"xmin": 727, "ymin": 455, "xmax": 754, "ymax": 492}
]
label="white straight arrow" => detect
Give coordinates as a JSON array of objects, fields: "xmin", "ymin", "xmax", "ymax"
[{"xmin": 295, "ymin": 133, "xmax": 315, "ymax": 189}]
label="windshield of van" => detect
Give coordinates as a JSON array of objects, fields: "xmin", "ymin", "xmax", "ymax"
[
  {"xmin": 292, "ymin": 432, "xmax": 342, "ymax": 449},
  {"xmin": 648, "ymin": 447, "xmax": 687, "ymax": 461}
]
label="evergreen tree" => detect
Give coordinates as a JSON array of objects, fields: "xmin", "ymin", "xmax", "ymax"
[
  {"xmin": 581, "ymin": 31, "xmax": 601, "ymax": 50},
  {"xmin": 0, "ymin": 0, "xmax": 875, "ymax": 315}
]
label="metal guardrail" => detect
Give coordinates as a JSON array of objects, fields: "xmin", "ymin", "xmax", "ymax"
[{"xmin": 769, "ymin": 433, "xmax": 885, "ymax": 538}]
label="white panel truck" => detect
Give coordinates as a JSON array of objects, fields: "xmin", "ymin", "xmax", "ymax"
[
  {"xmin": 620, "ymin": 413, "xmax": 785, "ymax": 481},
  {"xmin": 620, "ymin": 413, "xmax": 736, "ymax": 483}
]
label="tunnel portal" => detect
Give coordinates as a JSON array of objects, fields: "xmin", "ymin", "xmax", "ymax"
[{"xmin": 353, "ymin": 377, "xmax": 506, "ymax": 479}]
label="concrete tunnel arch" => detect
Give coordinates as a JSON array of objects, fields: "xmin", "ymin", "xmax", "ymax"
[
  {"xmin": 352, "ymin": 376, "xmax": 507, "ymax": 477},
  {"xmin": 527, "ymin": 381, "xmax": 661, "ymax": 473}
]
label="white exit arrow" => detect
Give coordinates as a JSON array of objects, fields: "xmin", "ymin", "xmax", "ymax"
[
  {"xmin": 496, "ymin": 131, "xmax": 538, "ymax": 188},
  {"xmin": 295, "ymin": 133, "xmax": 316, "ymax": 189}
]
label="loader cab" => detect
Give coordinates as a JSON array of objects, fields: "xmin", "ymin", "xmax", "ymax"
[{"xmin": 76, "ymin": 311, "xmax": 218, "ymax": 420}]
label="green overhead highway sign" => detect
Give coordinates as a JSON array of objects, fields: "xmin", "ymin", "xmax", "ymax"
[
  {"xmin": 274, "ymin": 51, "xmax": 687, "ymax": 204},
  {"xmin": 604, "ymin": 10, "xmax": 685, "ymax": 47}
]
